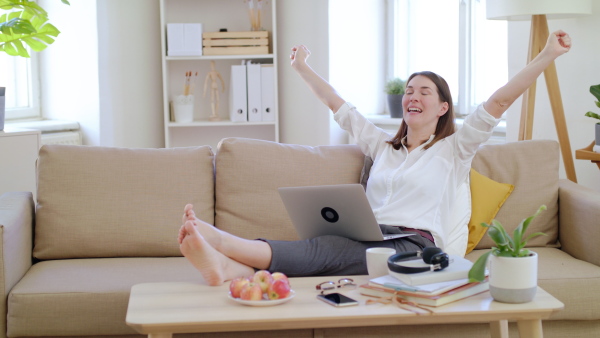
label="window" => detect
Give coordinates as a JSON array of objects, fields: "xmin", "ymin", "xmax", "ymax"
[
  {"xmin": 0, "ymin": 51, "xmax": 41, "ymax": 120},
  {"xmin": 390, "ymin": 0, "xmax": 507, "ymax": 116}
]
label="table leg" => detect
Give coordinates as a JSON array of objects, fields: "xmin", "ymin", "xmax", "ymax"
[
  {"xmin": 490, "ymin": 320, "xmax": 509, "ymax": 338},
  {"xmin": 517, "ymin": 319, "xmax": 543, "ymax": 338},
  {"xmin": 149, "ymin": 333, "xmax": 172, "ymax": 338}
]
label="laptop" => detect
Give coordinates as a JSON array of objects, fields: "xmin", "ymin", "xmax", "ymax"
[{"xmin": 278, "ymin": 184, "xmax": 415, "ymax": 241}]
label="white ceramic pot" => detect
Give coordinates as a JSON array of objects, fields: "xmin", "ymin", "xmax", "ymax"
[{"xmin": 489, "ymin": 251, "xmax": 538, "ymax": 303}]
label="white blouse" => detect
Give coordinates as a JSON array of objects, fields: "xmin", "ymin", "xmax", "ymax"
[{"xmin": 334, "ymin": 102, "xmax": 500, "ymax": 256}]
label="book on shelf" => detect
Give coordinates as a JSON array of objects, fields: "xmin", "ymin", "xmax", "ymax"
[
  {"xmin": 359, "ymin": 279, "xmax": 489, "ymax": 307},
  {"xmin": 388, "ymin": 254, "xmax": 474, "ymax": 286}
]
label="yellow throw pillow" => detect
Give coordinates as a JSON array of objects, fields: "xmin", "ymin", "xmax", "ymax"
[{"xmin": 466, "ymin": 168, "xmax": 514, "ymax": 254}]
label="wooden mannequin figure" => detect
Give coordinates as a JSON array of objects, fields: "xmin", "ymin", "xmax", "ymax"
[{"xmin": 204, "ymin": 61, "xmax": 225, "ymax": 121}]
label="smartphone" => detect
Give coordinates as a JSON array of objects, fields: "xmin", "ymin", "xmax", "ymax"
[{"xmin": 317, "ymin": 293, "xmax": 359, "ymax": 307}]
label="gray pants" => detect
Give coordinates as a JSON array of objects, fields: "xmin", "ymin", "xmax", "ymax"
[{"xmin": 263, "ymin": 225, "xmax": 435, "ymax": 277}]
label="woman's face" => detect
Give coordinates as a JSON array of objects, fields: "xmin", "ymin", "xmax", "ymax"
[{"xmin": 402, "ymin": 75, "xmax": 449, "ymax": 132}]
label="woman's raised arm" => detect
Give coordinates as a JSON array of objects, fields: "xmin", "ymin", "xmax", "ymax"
[
  {"xmin": 483, "ymin": 30, "xmax": 572, "ymax": 119},
  {"xmin": 290, "ymin": 45, "xmax": 346, "ymax": 113}
]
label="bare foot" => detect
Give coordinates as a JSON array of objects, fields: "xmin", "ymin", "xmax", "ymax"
[
  {"xmin": 179, "ymin": 221, "xmax": 252, "ymax": 286},
  {"xmin": 181, "ymin": 204, "xmax": 223, "ymax": 250}
]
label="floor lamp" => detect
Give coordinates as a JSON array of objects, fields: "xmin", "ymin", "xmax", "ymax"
[{"xmin": 486, "ymin": 0, "xmax": 592, "ymax": 183}]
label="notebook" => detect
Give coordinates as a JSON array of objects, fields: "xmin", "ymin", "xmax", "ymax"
[{"xmin": 278, "ymin": 184, "xmax": 415, "ymax": 241}]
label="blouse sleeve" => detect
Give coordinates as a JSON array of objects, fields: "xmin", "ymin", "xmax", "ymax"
[
  {"xmin": 334, "ymin": 102, "xmax": 392, "ymax": 160},
  {"xmin": 452, "ymin": 103, "xmax": 501, "ymax": 164}
]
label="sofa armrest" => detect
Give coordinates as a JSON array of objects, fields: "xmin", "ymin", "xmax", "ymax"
[
  {"xmin": 558, "ymin": 179, "xmax": 600, "ymax": 267},
  {"xmin": 0, "ymin": 192, "xmax": 34, "ymax": 337}
]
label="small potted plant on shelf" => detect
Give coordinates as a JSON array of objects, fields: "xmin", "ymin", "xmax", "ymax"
[
  {"xmin": 468, "ymin": 205, "xmax": 547, "ymax": 303},
  {"xmin": 584, "ymin": 84, "xmax": 600, "ymax": 153},
  {"xmin": 384, "ymin": 78, "xmax": 406, "ymax": 118}
]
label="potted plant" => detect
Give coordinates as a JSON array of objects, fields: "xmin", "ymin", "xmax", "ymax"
[
  {"xmin": 584, "ymin": 84, "xmax": 600, "ymax": 153},
  {"xmin": 468, "ymin": 205, "xmax": 547, "ymax": 303},
  {"xmin": 385, "ymin": 77, "xmax": 406, "ymax": 118}
]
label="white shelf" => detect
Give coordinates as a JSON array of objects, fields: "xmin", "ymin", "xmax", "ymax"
[
  {"xmin": 159, "ymin": 0, "xmax": 279, "ymax": 149},
  {"xmin": 168, "ymin": 120, "xmax": 276, "ymax": 127},
  {"xmin": 166, "ymin": 54, "xmax": 274, "ymax": 61}
]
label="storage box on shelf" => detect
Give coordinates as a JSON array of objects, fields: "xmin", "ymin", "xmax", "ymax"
[
  {"xmin": 202, "ymin": 31, "xmax": 269, "ymax": 56},
  {"xmin": 159, "ymin": 0, "xmax": 279, "ymax": 149}
]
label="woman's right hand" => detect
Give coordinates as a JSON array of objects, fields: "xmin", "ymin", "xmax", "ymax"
[{"xmin": 290, "ymin": 45, "xmax": 310, "ymax": 70}]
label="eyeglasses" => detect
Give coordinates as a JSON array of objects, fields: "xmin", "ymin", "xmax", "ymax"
[{"xmin": 316, "ymin": 278, "xmax": 357, "ymax": 294}]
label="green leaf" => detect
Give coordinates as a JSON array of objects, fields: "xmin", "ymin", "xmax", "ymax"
[
  {"xmin": 590, "ymin": 84, "xmax": 600, "ymax": 102},
  {"xmin": 468, "ymin": 251, "xmax": 491, "ymax": 283},
  {"xmin": 587, "ymin": 112, "xmax": 600, "ymax": 120},
  {"xmin": 0, "ymin": 16, "xmax": 36, "ymax": 35},
  {"xmin": 0, "ymin": 8, "xmax": 60, "ymax": 57}
]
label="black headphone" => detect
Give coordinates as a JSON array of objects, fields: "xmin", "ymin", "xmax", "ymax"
[{"xmin": 387, "ymin": 247, "xmax": 449, "ymax": 274}]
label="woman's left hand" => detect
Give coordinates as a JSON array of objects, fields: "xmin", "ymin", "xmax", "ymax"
[{"xmin": 544, "ymin": 30, "xmax": 571, "ymax": 58}]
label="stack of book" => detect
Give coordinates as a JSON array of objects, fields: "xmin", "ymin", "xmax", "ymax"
[{"xmin": 360, "ymin": 255, "xmax": 489, "ymax": 307}]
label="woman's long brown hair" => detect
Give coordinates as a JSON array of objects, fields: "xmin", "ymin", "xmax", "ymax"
[{"xmin": 386, "ymin": 71, "xmax": 456, "ymax": 150}]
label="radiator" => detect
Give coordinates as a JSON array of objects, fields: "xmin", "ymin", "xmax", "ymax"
[{"xmin": 41, "ymin": 131, "xmax": 83, "ymax": 145}]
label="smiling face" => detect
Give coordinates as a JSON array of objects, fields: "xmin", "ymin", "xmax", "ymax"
[{"xmin": 402, "ymin": 75, "xmax": 449, "ymax": 133}]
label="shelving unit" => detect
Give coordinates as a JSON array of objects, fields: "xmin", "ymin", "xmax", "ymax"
[
  {"xmin": 576, "ymin": 141, "xmax": 600, "ymax": 169},
  {"xmin": 159, "ymin": 0, "xmax": 279, "ymax": 149}
]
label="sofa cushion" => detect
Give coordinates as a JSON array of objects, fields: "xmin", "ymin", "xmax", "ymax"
[
  {"xmin": 471, "ymin": 140, "xmax": 559, "ymax": 249},
  {"xmin": 214, "ymin": 138, "xmax": 365, "ymax": 241},
  {"xmin": 466, "ymin": 168, "xmax": 514, "ymax": 254},
  {"xmin": 34, "ymin": 145, "xmax": 215, "ymax": 260},
  {"xmin": 7, "ymin": 258, "xmax": 204, "ymax": 336}
]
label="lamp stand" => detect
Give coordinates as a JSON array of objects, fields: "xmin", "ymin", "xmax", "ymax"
[{"xmin": 519, "ymin": 14, "xmax": 577, "ymax": 182}]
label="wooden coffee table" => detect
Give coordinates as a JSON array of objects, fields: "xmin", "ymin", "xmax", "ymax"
[{"xmin": 126, "ymin": 275, "xmax": 563, "ymax": 338}]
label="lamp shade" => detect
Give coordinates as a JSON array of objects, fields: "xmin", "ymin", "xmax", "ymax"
[{"xmin": 487, "ymin": 0, "xmax": 592, "ymax": 21}]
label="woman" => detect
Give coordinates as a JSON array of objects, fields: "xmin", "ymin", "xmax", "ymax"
[{"xmin": 178, "ymin": 30, "xmax": 572, "ymax": 286}]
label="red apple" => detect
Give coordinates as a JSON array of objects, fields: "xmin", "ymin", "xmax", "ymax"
[
  {"xmin": 252, "ymin": 270, "xmax": 274, "ymax": 293},
  {"xmin": 240, "ymin": 282, "xmax": 263, "ymax": 301},
  {"xmin": 267, "ymin": 279, "xmax": 292, "ymax": 300},
  {"xmin": 229, "ymin": 277, "xmax": 250, "ymax": 298},
  {"xmin": 271, "ymin": 272, "xmax": 289, "ymax": 285}
]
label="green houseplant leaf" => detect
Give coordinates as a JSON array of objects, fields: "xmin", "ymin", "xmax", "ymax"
[
  {"xmin": 0, "ymin": 0, "xmax": 68, "ymax": 57},
  {"xmin": 586, "ymin": 84, "xmax": 600, "ymax": 123},
  {"xmin": 385, "ymin": 78, "xmax": 406, "ymax": 95},
  {"xmin": 468, "ymin": 205, "xmax": 547, "ymax": 283}
]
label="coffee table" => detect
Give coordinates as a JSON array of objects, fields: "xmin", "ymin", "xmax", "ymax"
[{"xmin": 126, "ymin": 275, "xmax": 563, "ymax": 338}]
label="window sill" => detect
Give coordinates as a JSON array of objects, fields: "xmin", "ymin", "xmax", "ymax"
[{"xmin": 6, "ymin": 119, "xmax": 80, "ymax": 133}]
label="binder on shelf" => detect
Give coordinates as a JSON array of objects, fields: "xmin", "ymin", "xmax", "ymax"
[
  {"xmin": 246, "ymin": 62, "xmax": 262, "ymax": 122},
  {"xmin": 229, "ymin": 64, "xmax": 248, "ymax": 122},
  {"xmin": 260, "ymin": 64, "xmax": 276, "ymax": 122}
]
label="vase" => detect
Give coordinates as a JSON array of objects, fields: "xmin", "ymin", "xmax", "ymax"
[
  {"xmin": 595, "ymin": 124, "xmax": 600, "ymax": 146},
  {"xmin": 387, "ymin": 94, "xmax": 403, "ymax": 118},
  {"xmin": 489, "ymin": 251, "xmax": 538, "ymax": 303},
  {"xmin": 0, "ymin": 87, "xmax": 5, "ymax": 131}
]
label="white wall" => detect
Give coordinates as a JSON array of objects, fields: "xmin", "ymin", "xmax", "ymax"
[
  {"xmin": 95, "ymin": 1, "xmax": 163, "ymax": 148},
  {"xmin": 276, "ymin": 0, "xmax": 331, "ymax": 146},
  {"xmin": 40, "ymin": 0, "xmax": 164, "ymax": 148},
  {"xmin": 504, "ymin": 2, "xmax": 600, "ymax": 192}
]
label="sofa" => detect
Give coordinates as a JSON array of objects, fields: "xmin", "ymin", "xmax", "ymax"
[{"xmin": 0, "ymin": 137, "xmax": 599, "ymax": 337}]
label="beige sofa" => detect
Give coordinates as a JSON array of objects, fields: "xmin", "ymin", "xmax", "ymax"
[{"xmin": 0, "ymin": 137, "xmax": 599, "ymax": 337}]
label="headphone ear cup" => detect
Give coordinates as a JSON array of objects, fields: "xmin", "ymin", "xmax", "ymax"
[{"xmin": 422, "ymin": 247, "xmax": 443, "ymax": 264}]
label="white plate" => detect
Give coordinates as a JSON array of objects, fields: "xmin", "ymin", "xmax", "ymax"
[{"xmin": 229, "ymin": 290, "xmax": 296, "ymax": 307}]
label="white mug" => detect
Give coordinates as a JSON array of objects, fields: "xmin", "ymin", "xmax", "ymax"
[{"xmin": 366, "ymin": 247, "xmax": 396, "ymax": 278}]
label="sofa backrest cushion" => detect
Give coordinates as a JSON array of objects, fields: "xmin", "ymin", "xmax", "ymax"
[
  {"xmin": 214, "ymin": 138, "xmax": 365, "ymax": 241},
  {"xmin": 34, "ymin": 145, "xmax": 215, "ymax": 260},
  {"xmin": 471, "ymin": 140, "xmax": 559, "ymax": 249}
]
